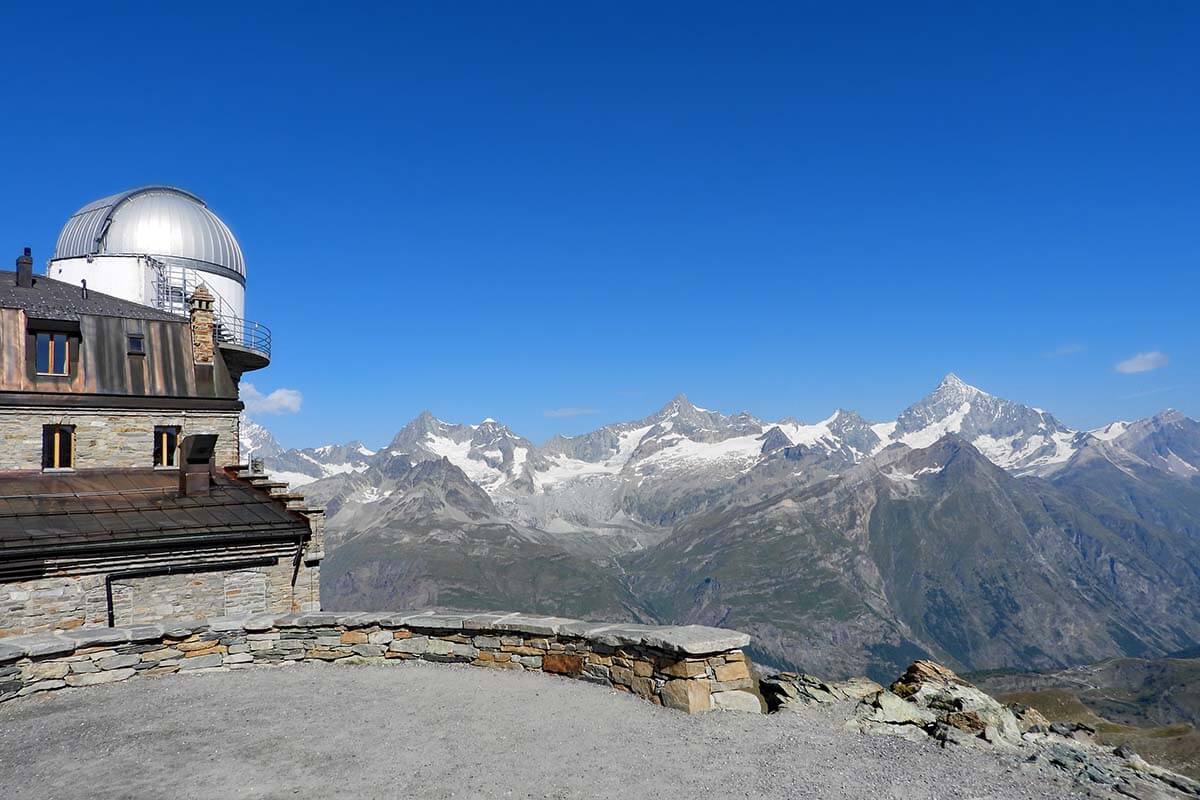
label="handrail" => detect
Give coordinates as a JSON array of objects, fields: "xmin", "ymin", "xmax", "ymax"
[
  {"xmin": 147, "ymin": 258, "xmax": 271, "ymax": 361},
  {"xmin": 213, "ymin": 313, "xmax": 271, "ymax": 360}
]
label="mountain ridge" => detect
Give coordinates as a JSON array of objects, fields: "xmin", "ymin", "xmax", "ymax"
[
  {"xmin": 246, "ymin": 376, "xmax": 1200, "ymax": 678},
  {"xmin": 249, "ymin": 374, "xmax": 1190, "ymax": 504}
]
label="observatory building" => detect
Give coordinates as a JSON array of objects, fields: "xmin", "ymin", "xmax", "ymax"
[
  {"xmin": 48, "ymin": 186, "xmax": 269, "ymax": 379},
  {"xmin": 0, "ymin": 187, "xmax": 322, "ymax": 636}
]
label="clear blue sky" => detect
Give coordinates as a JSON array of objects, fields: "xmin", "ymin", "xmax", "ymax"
[{"xmin": 2, "ymin": 3, "xmax": 1196, "ymax": 448}]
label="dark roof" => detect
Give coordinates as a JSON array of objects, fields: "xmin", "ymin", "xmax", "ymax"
[
  {"xmin": 0, "ymin": 469, "xmax": 309, "ymax": 560},
  {"xmin": 0, "ymin": 271, "xmax": 186, "ymax": 323}
]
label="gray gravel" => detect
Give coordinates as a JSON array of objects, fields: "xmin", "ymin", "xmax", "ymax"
[{"xmin": 0, "ymin": 661, "xmax": 1088, "ymax": 799}]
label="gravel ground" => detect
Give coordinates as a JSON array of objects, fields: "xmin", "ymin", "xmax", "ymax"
[{"xmin": 0, "ymin": 661, "xmax": 1090, "ymax": 799}]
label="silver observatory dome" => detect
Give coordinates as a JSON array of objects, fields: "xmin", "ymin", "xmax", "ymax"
[{"xmin": 53, "ymin": 186, "xmax": 245, "ymax": 281}]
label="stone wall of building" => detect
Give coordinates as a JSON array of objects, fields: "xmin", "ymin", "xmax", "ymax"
[
  {"xmin": 0, "ymin": 576, "xmax": 109, "ymax": 636},
  {"xmin": 0, "ymin": 406, "xmax": 241, "ymax": 470},
  {"xmin": 107, "ymin": 561, "xmax": 303, "ymax": 626},
  {"xmin": 0, "ymin": 558, "xmax": 309, "ymax": 637},
  {"xmin": 0, "ymin": 611, "xmax": 760, "ymax": 714}
]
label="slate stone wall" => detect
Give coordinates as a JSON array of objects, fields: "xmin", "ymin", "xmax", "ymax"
[
  {"xmin": 0, "ymin": 576, "xmax": 109, "ymax": 637},
  {"xmin": 0, "ymin": 611, "xmax": 759, "ymax": 714},
  {"xmin": 1, "ymin": 559, "xmax": 313, "ymax": 637},
  {"xmin": 0, "ymin": 406, "xmax": 241, "ymax": 470}
]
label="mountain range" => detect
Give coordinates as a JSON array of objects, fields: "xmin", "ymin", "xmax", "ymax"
[{"xmin": 241, "ymin": 374, "xmax": 1200, "ymax": 681}]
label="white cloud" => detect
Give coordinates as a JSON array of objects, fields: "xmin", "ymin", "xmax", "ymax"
[
  {"xmin": 544, "ymin": 407, "xmax": 600, "ymax": 418},
  {"xmin": 242, "ymin": 383, "xmax": 303, "ymax": 414},
  {"xmin": 1115, "ymin": 351, "xmax": 1169, "ymax": 374}
]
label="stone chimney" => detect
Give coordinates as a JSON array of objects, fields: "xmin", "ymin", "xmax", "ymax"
[
  {"xmin": 15, "ymin": 247, "xmax": 33, "ymax": 288},
  {"xmin": 188, "ymin": 284, "xmax": 215, "ymax": 364}
]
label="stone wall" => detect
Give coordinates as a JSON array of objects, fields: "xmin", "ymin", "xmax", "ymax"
[
  {"xmin": 0, "ymin": 611, "xmax": 759, "ymax": 714},
  {"xmin": 0, "ymin": 406, "xmax": 241, "ymax": 470},
  {"xmin": 1, "ymin": 557, "xmax": 313, "ymax": 637}
]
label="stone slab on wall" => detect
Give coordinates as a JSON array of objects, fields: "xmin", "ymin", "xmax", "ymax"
[
  {"xmin": 0, "ymin": 611, "xmax": 758, "ymax": 714},
  {"xmin": 0, "ymin": 406, "xmax": 240, "ymax": 470}
]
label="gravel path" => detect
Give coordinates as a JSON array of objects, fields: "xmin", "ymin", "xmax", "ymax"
[{"xmin": 0, "ymin": 661, "xmax": 1089, "ymax": 799}]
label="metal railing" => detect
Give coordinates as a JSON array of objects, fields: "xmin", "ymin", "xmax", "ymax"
[
  {"xmin": 214, "ymin": 313, "xmax": 271, "ymax": 360},
  {"xmin": 148, "ymin": 259, "xmax": 271, "ymax": 360}
]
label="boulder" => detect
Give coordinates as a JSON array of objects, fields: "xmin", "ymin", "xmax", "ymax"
[
  {"xmin": 848, "ymin": 690, "xmax": 936, "ymax": 742},
  {"xmin": 890, "ymin": 660, "xmax": 967, "ymax": 697},
  {"xmin": 760, "ymin": 672, "xmax": 883, "ymax": 712},
  {"xmin": 889, "ymin": 660, "xmax": 1022, "ymax": 747},
  {"xmin": 858, "ymin": 689, "xmax": 937, "ymax": 727},
  {"xmin": 711, "ymin": 689, "xmax": 764, "ymax": 713},
  {"xmin": 1008, "ymin": 703, "xmax": 1051, "ymax": 733},
  {"xmin": 837, "ymin": 676, "xmax": 886, "ymax": 701}
]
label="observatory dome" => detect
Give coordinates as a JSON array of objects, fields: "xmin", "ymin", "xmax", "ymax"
[{"xmin": 52, "ymin": 186, "xmax": 245, "ymax": 281}]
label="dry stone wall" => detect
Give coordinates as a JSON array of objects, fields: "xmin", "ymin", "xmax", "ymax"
[{"xmin": 0, "ymin": 611, "xmax": 758, "ymax": 714}]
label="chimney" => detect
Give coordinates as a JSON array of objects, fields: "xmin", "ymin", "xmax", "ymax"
[
  {"xmin": 188, "ymin": 284, "xmax": 215, "ymax": 364},
  {"xmin": 15, "ymin": 247, "xmax": 33, "ymax": 288},
  {"xmin": 178, "ymin": 434, "xmax": 219, "ymax": 496}
]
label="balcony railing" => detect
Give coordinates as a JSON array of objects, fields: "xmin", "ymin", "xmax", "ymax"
[
  {"xmin": 148, "ymin": 260, "xmax": 271, "ymax": 362},
  {"xmin": 214, "ymin": 313, "xmax": 271, "ymax": 360}
]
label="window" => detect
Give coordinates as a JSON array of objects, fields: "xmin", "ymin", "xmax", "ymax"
[
  {"xmin": 42, "ymin": 424, "xmax": 75, "ymax": 470},
  {"xmin": 128, "ymin": 334, "xmax": 145, "ymax": 355},
  {"xmin": 153, "ymin": 426, "xmax": 180, "ymax": 467},
  {"xmin": 35, "ymin": 333, "xmax": 70, "ymax": 375}
]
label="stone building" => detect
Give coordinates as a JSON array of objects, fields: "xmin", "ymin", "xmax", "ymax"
[{"xmin": 0, "ymin": 188, "xmax": 323, "ymax": 635}]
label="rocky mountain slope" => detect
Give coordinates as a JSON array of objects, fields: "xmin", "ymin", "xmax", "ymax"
[
  {"xmin": 973, "ymin": 656, "xmax": 1200, "ymax": 780},
  {"xmin": 246, "ymin": 375, "xmax": 1200, "ymax": 679},
  {"xmin": 628, "ymin": 433, "xmax": 1200, "ymax": 678}
]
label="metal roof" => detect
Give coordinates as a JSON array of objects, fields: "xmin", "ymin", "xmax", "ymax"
[
  {"xmin": 52, "ymin": 186, "xmax": 246, "ymax": 278},
  {"xmin": 0, "ymin": 469, "xmax": 309, "ymax": 560}
]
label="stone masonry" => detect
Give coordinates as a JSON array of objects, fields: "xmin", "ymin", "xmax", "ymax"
[
  {"xmin": 0, "ymin": 611, "xmax": 759, "ymax": 714},
  {"xmin": 0, "ymin": 406, "xmax": 241, "ymax": 470},
  {"xmin": 188, "ymin": 284, "xmax": 215, "ymax": 365},
  {"xmin": 0, "ymin": 558, "xmax": 319, "ymax": 637}
]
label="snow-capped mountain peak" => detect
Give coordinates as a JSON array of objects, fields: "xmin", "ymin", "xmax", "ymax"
[
  {"xmin": 380, "ymin": 411, "xmax": 538, "ymax": 490},
  {"xmin": 938, "ymin": 372, "xmax": 984, "ymax": 396},
  {"xmin": 249, "ymin": 379, "xmax": 1197, "ymax": 533},
  {"xmin": 239, "ymin": 413, "xmax": 376, "ymax": 488},
  {"xmin": 240, "ymin": 415, "xmax": 283, "ymax": 460},
  {"xmin": 1090, "ymin": 409, "xmax": 1200, "ymax": 478},
  {"xmin": 1090, "ymin": 420, "xmax": 1130, "ymax": 441},
  {"xmin": 886, "ymin": 374, "xmax": 1076, "ymax": 473}
]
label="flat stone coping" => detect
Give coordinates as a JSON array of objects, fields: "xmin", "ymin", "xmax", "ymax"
[{"xmin": 0, "ymin": 612, "xmax": 750, "ymax": 663}]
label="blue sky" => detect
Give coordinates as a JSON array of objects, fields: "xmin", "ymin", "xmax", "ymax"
[{"xmin": 1, "ymin": 3, "xmax": 1196, "ymax": 448}]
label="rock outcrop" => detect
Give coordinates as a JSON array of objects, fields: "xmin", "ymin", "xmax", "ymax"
[
  {"xmin": 760, "ymin": 672, "xmax": 882, "ymax": 711},
  {"xmin": 759, "ymin": 660, "xmax": 1200, "ymax": 797},
  {"xmin": 829, "ymin": 660, "xmax": 1200, "ymax": 798}
]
